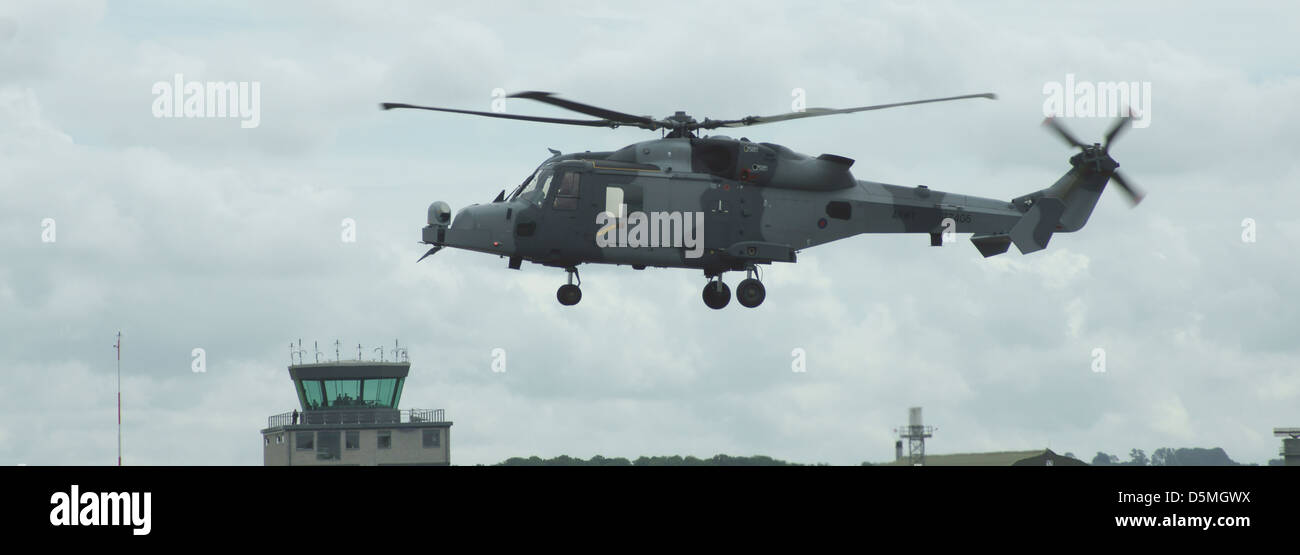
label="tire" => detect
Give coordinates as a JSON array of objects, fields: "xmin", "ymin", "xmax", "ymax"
[
  {"xmin": 736, "ymin": 278, "xmax": 766, "ymax": 308},
  {"xmin": 557, "ymin": 284, "xmax": 582, "ymax": 306},
  {"xmin": 702, "ymin": 281, "xmax": 731, "ymax": 310}
]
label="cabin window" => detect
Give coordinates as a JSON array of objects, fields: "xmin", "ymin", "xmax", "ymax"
[
  {"xmin": 826, "ymin": 201, "xmax": 851, "ymax": 220},
  {"xmin": 605, "ymin": 186, "xmax": 624, "ymax": 217}
]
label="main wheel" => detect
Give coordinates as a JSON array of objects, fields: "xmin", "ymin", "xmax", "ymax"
[
  {"xmin": 736, "ymin": 278, "xmax": 766, "ymax": 308},
  {"xmin": 702, "ymin": 281, "xmax": 731, "ymax": 310},
  {"xmin": 557, "ymin": 284, "xmax": 582, "ymax": 306}
]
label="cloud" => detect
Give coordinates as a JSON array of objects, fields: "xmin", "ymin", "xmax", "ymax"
[{"xmin": 1, "ymin": 0, "xmax": 1296, "ymax": 466}]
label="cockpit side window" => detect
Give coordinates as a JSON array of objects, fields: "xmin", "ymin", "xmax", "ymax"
[{"xmin": 553, "ymin": 172, "xmax": 580, "ymax": 210}]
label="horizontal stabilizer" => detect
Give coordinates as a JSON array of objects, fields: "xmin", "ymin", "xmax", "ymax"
[{"xmin": 970, "ymin": 234, "xmax": 1012, "ymax": 257}]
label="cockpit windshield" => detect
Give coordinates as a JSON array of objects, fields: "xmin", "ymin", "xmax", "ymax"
[
  {"xmin": 506, "ymin": 172, "xmax": 533, "ymax": 201},
  {"xmin": 509, "ymin": 165, "xmax": 553, "ymax": 202}
]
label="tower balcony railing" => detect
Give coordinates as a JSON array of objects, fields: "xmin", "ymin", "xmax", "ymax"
[{"xmin": 266, "ymin": 408, "xmax": 446, "ymax": 428}]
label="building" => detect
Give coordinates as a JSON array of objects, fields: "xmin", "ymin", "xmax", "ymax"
[
  {"xmin": 1276, "ymin": 428, "xmax": 1300, "ymax": 466},
  {"xmin": 879, "ymin": 448, "xmax": 1087, "ymax": 466},
  {"xmin": 261, "ymin": 358, "xmax": 452, "ymax": 466}
]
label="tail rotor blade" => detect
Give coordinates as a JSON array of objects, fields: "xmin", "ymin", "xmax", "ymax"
[
  {"xmin": 1102, "ymin": 114, "xmax": 1132, "ymax": 152},
  {"xmin": 1110, "ymin": 171, "xmax": 1144, "ymax": 206},
  {"xmin": 1043, "ymin": 117, "xmax": 1086, "ymax": 149}
]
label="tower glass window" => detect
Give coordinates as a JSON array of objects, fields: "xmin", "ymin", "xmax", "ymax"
[{"xmin": 297, "ymin": 377, "xmax": 405, "ymax": 410}]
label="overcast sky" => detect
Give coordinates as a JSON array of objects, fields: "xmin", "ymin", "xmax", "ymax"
[{"xmin": 2, "ymin": 0, "xmax": 1297, "ymax": 466}]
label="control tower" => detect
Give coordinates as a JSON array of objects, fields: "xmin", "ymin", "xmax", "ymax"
[
  {"xmin": 261, "ymin": 342, "xmax": 452, "ymax": 466},
  {"xmin": 894, "ymin": 407, "xmax": 936, "ymax": 466},
  {"xmin": 1276, "ymin": 427, "xmax": 1300, "ymax": 466}
]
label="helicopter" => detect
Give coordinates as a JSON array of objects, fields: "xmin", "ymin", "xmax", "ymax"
[{"xmin": 383, "ymin": 90, "xmax": 1141, "ymax": 309}]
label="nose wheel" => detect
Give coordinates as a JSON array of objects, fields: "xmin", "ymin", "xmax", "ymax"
[{"xmin": 557, "ymin": 266, "xmax": 582, "ymax": 306}]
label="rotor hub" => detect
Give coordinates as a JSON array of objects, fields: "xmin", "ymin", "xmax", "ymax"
[{"xmin": 1071, "ymin": 145, "xmax": 1119, "ymax": 174}]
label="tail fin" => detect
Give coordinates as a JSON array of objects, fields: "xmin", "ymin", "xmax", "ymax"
[
  {"xmin": 1008, "ymin": 169, "xmax": 1110, "ymax": 254},
  {"xmin": 1007, "ymin": 115, "xmax": 1143, "ymax": 254}
]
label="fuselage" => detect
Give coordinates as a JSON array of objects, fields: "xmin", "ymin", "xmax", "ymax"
[{"xmin": 424, "ymin": 135, "xmax": 1027, "ymax": 276}]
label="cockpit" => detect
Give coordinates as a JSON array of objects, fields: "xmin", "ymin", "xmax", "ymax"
[{"xmin": 508, "ymin": 165, "xmax": 554, "ymax": 206}]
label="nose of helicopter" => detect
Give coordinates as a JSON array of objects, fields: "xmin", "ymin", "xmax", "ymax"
[{"xmin": 423, "ymin": 201, "xmax": 517, "ymax": 255}]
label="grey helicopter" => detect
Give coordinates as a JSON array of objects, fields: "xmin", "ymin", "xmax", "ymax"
[{"xmin": 383, "ymin": 90, "xmax": 1141, "ymax": 309}]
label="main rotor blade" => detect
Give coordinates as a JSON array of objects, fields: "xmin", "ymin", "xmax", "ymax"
[
  {"xmin": 1042, "ymin": 117, "xmax": 1087, "ymax": 149},
  {"xmin": 1110, "ymin": 171, "xmax": 1144, "ymax": 206},
  {"xmin": 380, "ymin": 102, "xmax": 617, "ymax": 128},
  {"xmin": 508, "ymin": 91, "xmax": 665, "ymax": 130},
  {"xmin": 1102, "ymin": 113, "xmax": 1132, "ymax": 152},
  {"xmin": 700, "ymin": 93, "xmax": 997, "ymax": 129}
]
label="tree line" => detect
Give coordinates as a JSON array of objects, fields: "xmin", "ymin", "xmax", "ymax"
[
  {"xmin": 496, "ymin": 454, "xmax": 804, "ymax": 466},
  {"xmin": 493, "ymin": 447, "xmax": 1283, "ymax": 466}
]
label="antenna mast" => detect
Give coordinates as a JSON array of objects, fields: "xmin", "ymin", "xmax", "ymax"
[{"xmin": 114, "ymin": 331, "xmax": 121, "ymax": 467}]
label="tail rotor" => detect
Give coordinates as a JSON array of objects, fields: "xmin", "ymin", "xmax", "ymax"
[{"xmin": 1043, "ymin": 114, "xmax": 1144, "ymax": 206}]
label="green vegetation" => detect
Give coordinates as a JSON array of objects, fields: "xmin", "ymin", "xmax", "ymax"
[
  {"xmin": 494, "ymin": 447, "xmax": 1264, "ymax": 466},
  {"xmin": 1090, "ymin": 447, "xmax": 1244, "ymax": 466},
  {"xmin": 496, "ymin": 454, "xmax": 803, "ymax": 466}
]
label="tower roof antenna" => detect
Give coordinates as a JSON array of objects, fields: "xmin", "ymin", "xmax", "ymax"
[{"xmin": 894, "ymin": 407, "xmax": 936, "ymax": 466}]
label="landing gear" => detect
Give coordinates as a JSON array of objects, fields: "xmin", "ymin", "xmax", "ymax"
[
  {"xmin": 702, "ymin": 278, "xmax": 731, "ymax": 310},
  {"xmin": 736, "ymin": 266, "xmax": 765, "ymax": 308},
  {"xmin": 557, "ymin": 284, "xmax": 581, "ymax": 306},
  {"xmin": 557, "ymin": 266, "xmax": 582, "ymax": 306},
  {"xmin": 701, "ymin": 267, "xmax": 765, "ymax": 309},
  {"xmin": 737, "ymin": 279, "xmax": 766, "ymax": 308}
]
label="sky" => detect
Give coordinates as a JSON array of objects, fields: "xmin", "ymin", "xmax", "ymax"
[{"xmin": 1, "ymin": 0, "xmax": 1297, "ymax": 466}]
